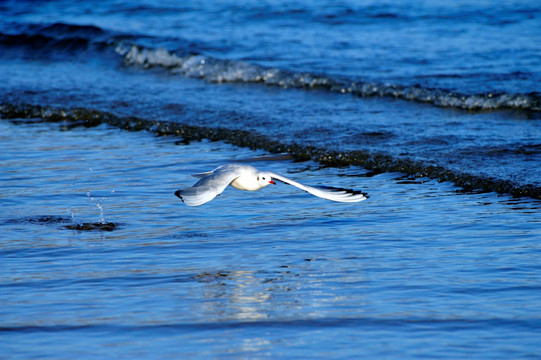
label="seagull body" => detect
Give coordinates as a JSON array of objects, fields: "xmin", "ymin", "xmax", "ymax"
[{"xmin": 174, "ymin": 164, "xmax": 367, "ymax": 207}]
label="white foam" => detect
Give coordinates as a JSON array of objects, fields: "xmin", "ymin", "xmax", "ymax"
[{"xmin": 114, "ymin": 43, "xmax": 540, "ymax": 111}]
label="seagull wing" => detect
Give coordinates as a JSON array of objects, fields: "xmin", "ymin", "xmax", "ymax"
[
  {"xmin": 175, "ymin": 166, "xmax": 242, "ymax": 206},
  {"xmin": 191, "ymin": 170, "xmax": 215, "ymax": 179},
  {"xmin": 267, "ymin": 172, "xmax": 367, "ymax": 203}
]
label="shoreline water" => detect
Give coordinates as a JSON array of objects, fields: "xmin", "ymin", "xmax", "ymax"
[
  {"xmin": 1, "ymin": 117, "xmax": 540, "ymax": 359},
  {"xmin": 2, "ymin": 102, "xmax": 540, "ymax": 199}
]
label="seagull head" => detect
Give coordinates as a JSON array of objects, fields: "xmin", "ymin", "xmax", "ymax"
[{"xmin": 256, "ymin": 172, "xmax": 276, "ymax": 187}]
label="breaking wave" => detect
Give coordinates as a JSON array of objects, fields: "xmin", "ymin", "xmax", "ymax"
[
  {"xmin": 116, "ymin": 44, "xmax": 541, "ymax": 112},
  {"xmin": 1, "ymin": 22, "xmax": 539, "ymax": 112}
]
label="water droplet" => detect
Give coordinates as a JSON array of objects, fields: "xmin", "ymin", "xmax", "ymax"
[
  {"xmin": 67, "ymin": 207, "xmax": 80, "ymax": 226},
  {"xmin": 96, "ymin": 201, "xmax": 105, "ymax": 224}
]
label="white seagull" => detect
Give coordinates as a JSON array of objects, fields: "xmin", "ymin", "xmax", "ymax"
[{"xmin": 174, "ymin": 164, "xmax": 368, "ymax": 206}]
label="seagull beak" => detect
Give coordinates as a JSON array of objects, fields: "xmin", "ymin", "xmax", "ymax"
[{"xmin": 269, "ymin": 180, "xmax": 276, "ymax": 185}]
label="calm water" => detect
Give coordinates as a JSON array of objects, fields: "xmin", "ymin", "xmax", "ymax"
[
  {"xmin": 1, "ymin": 1, "xmax": 541, "ymax": 358},
  {"xmin": 2, "ymin": 119, "xmax": 541, "ymax": 359}
]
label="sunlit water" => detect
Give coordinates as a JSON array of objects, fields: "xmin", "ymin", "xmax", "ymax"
[{"xmin": 1, "ymin": 120, "xmax": 540, "ymax": 359}]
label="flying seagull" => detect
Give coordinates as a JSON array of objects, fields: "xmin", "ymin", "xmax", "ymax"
[{"xmin": 174, "ymin": 164, "xmax": 367, "ymax": 206}]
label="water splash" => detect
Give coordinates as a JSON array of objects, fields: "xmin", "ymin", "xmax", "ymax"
[
  {"xmin": 96, "ymin": 199, "xmax": 105, "ymax": 224},
  {"xmin": 66, "ymin": 207, "xmax": 81, "ymax": 226},
  {"xmin": 86, "ymin": 190, "xmax": 107, "ymax": 224},
  {"xmin": 65, "ymin": 194, "xmax": 115, "ymax": 231}
]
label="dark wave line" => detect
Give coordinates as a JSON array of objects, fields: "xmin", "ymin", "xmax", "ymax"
[
  {"xmin": 1, "ymin": 22, "xmax": 540, "ymax": 112},
  {"xmin": 1, "ymin": 103, "xmax": 540, "ymax": 199},
  {"xmin": 0, "ymin": 32, "xmax": 92, "ymax": 51},
  {"xmin": 1, "ymin": 317, "xmax": 539, "ymax": 333},
  {"xmin": 0, "ymin": 32, "xmax": 114, "ymax": 60}
]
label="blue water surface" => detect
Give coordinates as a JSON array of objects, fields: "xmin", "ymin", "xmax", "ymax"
[
  {"xmin": 1, "ymin": 0, "xmax": 541, "ymax": 358},
  {"xmin": 1, "ymin": 121, "xmax": 540, "ymax": 359}
]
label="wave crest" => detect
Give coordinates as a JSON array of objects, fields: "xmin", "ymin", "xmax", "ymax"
[
  {"xmin": 115, "ymin": 44, "xmax": 541, "ymax": 112},
  {"xmin": 1, "ymin": 22, "xmax": 539, "ymax": 112}
]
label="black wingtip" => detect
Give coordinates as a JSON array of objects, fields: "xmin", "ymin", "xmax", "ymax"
[
  {"xmin": 319, "ymin": 185, "xmax": 368, "ymax": 197},
  {"xmin": 174, "ymin": 190, "xmax": 184, "ymax": 202}
]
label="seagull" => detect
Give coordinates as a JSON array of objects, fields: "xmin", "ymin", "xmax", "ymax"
[{"xmin": 174, "ymin": 164, "xmax": 368, "ymax": 206}]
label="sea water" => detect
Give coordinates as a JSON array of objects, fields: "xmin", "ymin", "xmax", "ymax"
[{"xmin": 1, "ymin": 1, "xmax": 541, "ymax": 358}]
